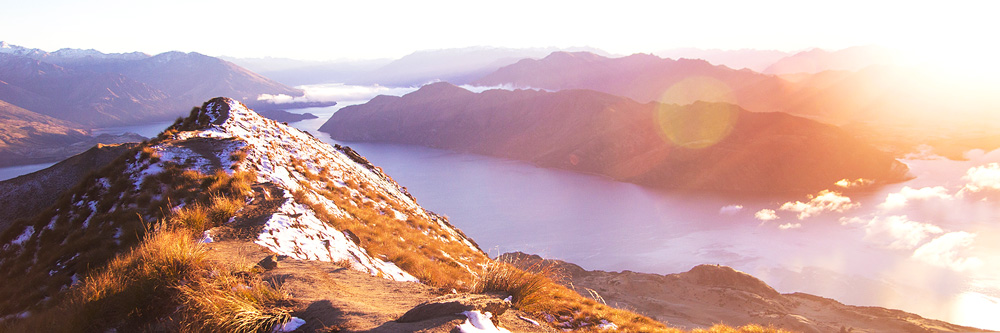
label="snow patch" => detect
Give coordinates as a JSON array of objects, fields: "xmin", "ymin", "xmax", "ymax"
[
  {"xmin": 12, "ymin": 226, "xmax": 34, "ymax": 245},
  {"xmin": 272, "ymin": 317, "xmax": 306, "ymax": 332},
  {"xmin": 255, "ymin": 198, "xmax": 417, "ymax": 282},
  {"xmin": 457, "ymin": 311, "xmax": 510, "ymax": 333}
]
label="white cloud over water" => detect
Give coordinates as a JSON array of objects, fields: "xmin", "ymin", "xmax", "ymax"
[
  {"xmin": 959, "ymin": 163, "xmax": 1000, "ymax": 196},
  {"xmin": 879, "ymin": 186, "xmax": 953, "ymax": 210},
  {"xmin": 754, "ymin": 209, "xmax": 779, "ymax": 221},
  {"xmin": 257, "ymin": 83, "xmax": 532, "ymax": 105},
  {"xmin": 912, "ymin": 231, "xmax": 983, "ymax": 272},
  {"xmin": 841, "ymin": 215, "xmax": 943, "ymax": 250},
  {"xmin": 719, "ymin": 204, "xmax": 744, "ymax": 215},
  {"xmin": 779, "ymin": 190, "xmax": 859, "ymax": 220}
]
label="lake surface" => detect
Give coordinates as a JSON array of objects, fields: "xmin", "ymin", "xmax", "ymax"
[
  {"xmin": 1, "ymin": 89, "xmax": 996, "ymax": 328},
  {"xmin": 288, "ymin": 102, "xmax": 1000, "ymax": 330}
]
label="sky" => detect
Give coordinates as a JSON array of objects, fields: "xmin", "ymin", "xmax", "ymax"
[{"xmin": 3, "ymin": 0, "xmax": 999, "ymax": 61}]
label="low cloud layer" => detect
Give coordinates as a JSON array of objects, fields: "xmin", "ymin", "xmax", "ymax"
[
  {"xmin": 841, "ymin": 215, "xmax": 943, "ymax": 250},
  {"xmin": 960, "ymin": 163, "xmax": 1000, "ymax": 196},
  {"xmin": 779, "ymin": 190, "xmax": 859, "ymax": 219},
  {"xmin": 879, "ymin": 186, "xmax": 953, "ymax": 210},
  {"xmin": 257, "ymin": 83, "xmax": 529, "ymax": 105},
  {"xmin": 719, "ymin": 204, "xmax": 743, "ymax": 215},
  {"xmin": 754, "ymin": 209, "xmax": 779, "ymax": 221},
  {"xmin": 912, "ymin": 231, "xmax": 983, "ymax": 272}
]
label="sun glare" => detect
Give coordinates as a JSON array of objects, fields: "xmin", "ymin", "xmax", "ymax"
[{"xmin": 656, "ymin": 101, "xmax": 739, "ymax": 149}]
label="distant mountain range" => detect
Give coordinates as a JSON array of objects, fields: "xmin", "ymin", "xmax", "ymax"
[
  {"xmin": 762, "ymin": 45, "xmax": 901, "ymax": 74},
  {"xmin": 0, "ymin": 99, "xmax": 143, "ymax": 167},
  {"xmin": 0, "ymin": 41, "xmax": 311, "ymax": 167},
  {"xmin": 228, "ymin": 46, "xmax": 613, "ymax": 87},
  {"xmin": 472, "ymin": 50, "xmax": 1000, "ymax": 135},
  {"xmin": 655, "ymin": 48, "xmax": 793, "ymax": 72},
  {"xmin": 0, "ymin": 41, "xmax": 304, "ymax": 127},
  {"xmin": 321, "ymin": 83, "xmax": 909, "ymax": 193}
]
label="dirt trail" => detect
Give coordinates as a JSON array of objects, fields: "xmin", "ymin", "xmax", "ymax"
[{"xmin": 205, "ymin": 241, "xmax": 554, "ymax": 332}]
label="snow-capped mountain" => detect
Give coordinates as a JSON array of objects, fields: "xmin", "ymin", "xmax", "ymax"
[{"xmin": 0, "ymin": 97, "xmax": 486, "ymax": 320}]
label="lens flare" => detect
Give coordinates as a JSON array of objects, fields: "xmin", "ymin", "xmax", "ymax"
[
  {"xmin": 656, "ymin": 102, "xmax": 739, "ymax": 149},
  {"xmin": 660, "ymin": 76, "xmax": 738, "ymax": 105}
]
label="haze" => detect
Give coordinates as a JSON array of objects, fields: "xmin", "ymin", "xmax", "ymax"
[{"xmin": 4, "ymin": 0, "xmax": 1000, "ymax": 72}]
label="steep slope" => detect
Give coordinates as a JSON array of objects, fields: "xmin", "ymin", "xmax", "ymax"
[
  {"xmin": 0, "ymin": 97, "xmax": 681, "ymax": 332},
  {"xmin": 0, "ymin": 97, "xmax": 487, "ymax": 325},
  {"xmin": 0, "ymin": 98, "xmax": 146, "ymax": 167},
  {"xmin": 321, "ymin": 83, "xmax": 909, "ymax": 193},
  {"xmin": 503, "ymin": 253, "xmax": 989, "ymax": 333},
  {"xmin": 0, "ymin": 53, "xmax": 173, "ymax": 126},
  {"xmin": 0, "ymin": 143, "xmax": 139, "ymax": 233},
  {"xmin": 0, "ymin": 42, "xmax": 307, "ymax": 127},
  {"xmin": 0, "ymin": 98, "xmax": 91, "ymax": 153},
  {"xmin": 82, "ymin": 51, "xmax": 304, "ymax": 107}
]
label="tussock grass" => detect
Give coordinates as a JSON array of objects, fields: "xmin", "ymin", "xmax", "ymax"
[
  {"xmin": 3, "ymin": 228, "xmax": 292, "ymax": 332},
  {"xmin": 693, "ymin": 324, "xmax": 794, "ymax": 333},
  {"xmin": 474, "ymin": 260, "xmax": 557, "ymax": 310}
]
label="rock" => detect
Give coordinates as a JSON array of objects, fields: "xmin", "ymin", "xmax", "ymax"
[
  {"xmin": 257, "ymin": 255, "xmax": 279, "ymax": 270},
  {"xmin": 396, "ymin": 294, "xmax": 509, "ymax": 324}
]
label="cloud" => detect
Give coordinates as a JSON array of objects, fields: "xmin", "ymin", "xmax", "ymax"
[
  {"xmin": 778, "ymin": 223, "xmax": 801, "ymax": 230},
  {"xmin": 835, "ymin": 178, "xmax": 874, "ymax": 188},
  {"xmin": 257, "ymin": 83, "xmax": 421, "ymax": 105},
  {"xmin": 719, "ymin": 204, "xmax": 743, "ymax": 215},
  {"xmin": 256, "ymin": 83, "xmax": 533, "ymax": 105},
  {"xmin": 959, "ymin": 163, "xmax": 1000, "ymax": 195},
  {"xmin": 912, "ymin": 231, "xmax": 983, "ymax": 272},
  {"xmin": 779, "ymin": 190, "xmax": 859, "ymax": 219},
  {"xmin": 879, "ymin": 186, "xmax": 953, "ymax": 210},
  {"xmin": 754, "ymin": 209, "xmax": 779, "ymax": 221},
  {"xmin": 854, "ymin": 215, "xmax": 944, "ymax": 250}
]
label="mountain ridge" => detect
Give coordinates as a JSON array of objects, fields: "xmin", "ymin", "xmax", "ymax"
[{"xmin": 321, "ymin": 83, "xmax": 909, "ymax": 193}]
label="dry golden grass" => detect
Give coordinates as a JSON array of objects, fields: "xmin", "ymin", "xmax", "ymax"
[
  {"xmin": 3, "ymin": 228, "xmax": 292, "ymax": 332},
  {"xmin": 693, "ymin": 324, "xmax": 795, "ymax": 333}
]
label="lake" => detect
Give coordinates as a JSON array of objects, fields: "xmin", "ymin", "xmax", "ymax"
[
  {"xmin": 1, "ymin": 88, "xmax": 996, "ymax": 329},
  {"xmin": 287, "ymin": 101, "xmax": 1000, "ymax": 330}
]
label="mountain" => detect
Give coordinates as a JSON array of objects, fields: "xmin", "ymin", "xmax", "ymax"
[
  {"xmin": 0, "ymin": 42, "xmax": 306, "ymax": 127},
  {"xmin": 0, "ymin": 97, "xmax": 676, "ymax": 332},
  {"xmin": 0, "ymin": 53, "xmax": 174, "ymax": 126},
  {"xmin": 655, "ymin": 48, "xmax": 793, "ymax": 72},
  {"xmin": 471, "ymin": 50, "xmax": 1000, "ymax": 151},
  {"xmin": 222, "ymin": 56, "xmax": 392, "ymax": 86},
  {"xmin": 502, "ymin": 252, "xmax": 989, "ymax": 333},
  {"xmin": 1, "ymin": 41, "xmax": 148, "ymax": 64},
  {"xmin": 76, "ymin": 51, "xmax": 304, "ymax": 108},
  {"xmin": 0, "ymin": 98, "xmax": 91, "ymax": 158},
  {"xmin": 763, "ymin": 45, "xmax": 902, "ymax": 74},
  {"xmin": 472, "ymin": 51, "xmax": 795, "ymax": 112},
  {"xmin": 0, "ymin": 142, "xmax": 139, "ymax": 233},
  {"xmin": 346, "ymin": 46, "xmax": 612, "ymax": 87},
  {"xmin": 320, "ymin": 83, "xmax": 909, "ymax": 193}
]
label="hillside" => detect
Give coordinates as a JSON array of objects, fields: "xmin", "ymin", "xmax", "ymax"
[
  {"xmin": 320, "ymin": 83, "xmax": 909, "ymax": 193},
  {"xmin": 79, "ymin": 51, "xmax": 304, "ymax": 108},
  {"xmin": 472, "ymin": 51, "xmax": 796, "ymax": 112},
  {"xmin": 472, "ymin": 51, "xmax": 1000, "ymax": 150},
  {"xmin": 0, "ymin": 53, "xmax": 173, "ymax": 126},
  {"xmin": 0, "ymin": 97, "xmax": 678, "ymax": 332},
  {"xmin": 502, "ymin": 253, "xmax": 989, "ymax": 333},
  {"xmin": 0, "ymin": 42, "xmax": 307, "ymax": 127},
  {"xmin": 0, "ymin": 98, "xmax": 146, "ymax": 167}
]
